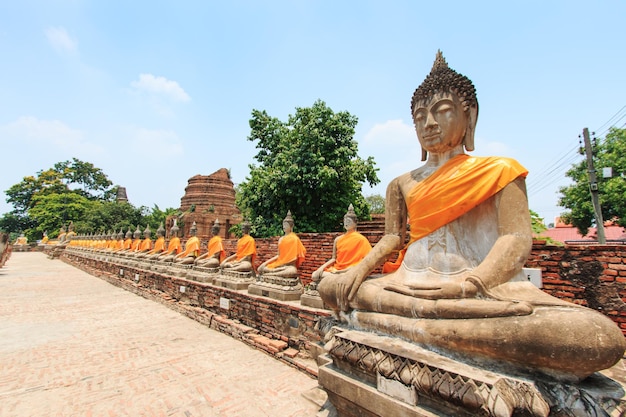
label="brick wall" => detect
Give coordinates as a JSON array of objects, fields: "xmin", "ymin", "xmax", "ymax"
[{"xmin": 526, "ymin": 242, "xmax": 626, "ymax": 333}]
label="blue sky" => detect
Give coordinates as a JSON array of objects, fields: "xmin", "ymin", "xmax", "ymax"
[{"xmin": 1, "ymin": 1, "xmax": 625, "ymax": 226}]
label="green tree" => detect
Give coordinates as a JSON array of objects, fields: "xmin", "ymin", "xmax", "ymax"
[
  {"xmin": 237, "ymin": 100, "xmax": 379, "ymax": 236},
  {"xmin": 29, "ymin": 193, "xmax": 96, "ymax": 239},
  {"xmin": 365, "ymin": 194, "xmax": 385, "ymax": 215},
  {"xmin": 559, "ymin": 127, "xmax": 626, "ymax": 235}
]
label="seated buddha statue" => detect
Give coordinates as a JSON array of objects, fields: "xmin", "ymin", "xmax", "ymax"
[
  {"xmin": 120, "ymin": 227, "xmax": 133, "ymax": 251},
  {"xmin": 257, "ymin": 211, "xmax": 306, "ymax": 278},
  {"xmin": 128, "ymin": 225, "xmax": 142, "ymax": 252},
  {"xmin": 174, "ymin": 222, "xmax": 200, "ymax": 265},
  {"xmin": 133, "ymin": 225, "xmax": 153, "ymax": 257},
  {"xmin": 144, "ymin": 223, "xmax": 166, "ymax": 259},
  {"xmin": 157, "ymin": 221, "xmax": 183, "ymax": 262},
  {"xmin": 195, "ymin": 219, "xmax": 225, "ymax": 268},
  {"xmin": 40, "ymin": 231, "xmax": 49, "ymax": 245},
  {"xmin": 15, "ymin": 233, "xmax": 28, "ymax": 246},
  {"xmin": 220, "ymin": 220, "xmax": 257, "ymax": 273},
  {"xmin": 318, "ymin": 51, "xmax": 625, "ymax": 381},
  {"xmin": 310, "ymin": 204, "xmax": 371, "ymax": 293}
]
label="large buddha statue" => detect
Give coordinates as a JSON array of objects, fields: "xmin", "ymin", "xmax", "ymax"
[
  {"xmin": 195, "ymin": 219, "xmax": 225, "ymax": 268},
  {"xmin": 15, "ymin": 233, "xmax": 28, "ymax": 246},
  {"xmin": 318, "ymin": 52, "xmax": 625, "ymax": 381},
  {"xmin": 220, "ymin": 221, "xmax": 257, "ymax": 273},
  {"xmin": 256, "ymin": 211, "xmax": 306, "ymax": 278}
]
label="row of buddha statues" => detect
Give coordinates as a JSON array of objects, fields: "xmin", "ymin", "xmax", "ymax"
[
  {"xmin": 62, "ymin": 205, "xmax": 370, "ymax": 306},
  {"xmin": 56, "ymin": 51, "xmax": 626, "ymax": 395}
]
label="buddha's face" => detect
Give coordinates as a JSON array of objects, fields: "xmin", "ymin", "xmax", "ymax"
[
  {"xmin": 283, "ymin": 221, "xmax": 293, "ymax": 234},
  {"xmin": 413, "ymin": 92, "xmax": 468, "ymax": 154},
  {"xmin": 343, "ymin": 216, "xmax": 356, "ymax": 231}
]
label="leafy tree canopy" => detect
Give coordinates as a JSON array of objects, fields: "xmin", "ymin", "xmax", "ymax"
[
  {"xmin": 237, "ymin": 100, "xmax": 379, "ymax": 237},
  {"xmin": 365, "ymin": 194, "xmax": 385, "ymax": 215},
  {"xmin": 1, "ymin": 159, "xmax": 176, "ymax": 241},
  {"xmin": 559, "ymin": 127, "xmax": 626, "ymax": 235}
]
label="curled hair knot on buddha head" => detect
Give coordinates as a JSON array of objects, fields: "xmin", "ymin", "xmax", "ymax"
[{"xmin": 411, "ymin": 50, "xmax": 479, "ymax": 159}]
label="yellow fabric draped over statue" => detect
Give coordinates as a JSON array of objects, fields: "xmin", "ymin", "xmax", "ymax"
[
  {"xmin": 178, "ymin": 236, "xmax": 200, "ymax": 258},
  {"xmin": 267, "ymin": 232, "xmax": 306, "ymax": 269},
  {"xmin": 327, "ymin": 231, "xmax": 371, "ymax": 272},
  {"xmin": 207, "ymin": 236, "xmax": 226, "ymax": 262},
  {"xmin": 383, "ymin": 154, "xmax": 528, "ymax": 273},
  {"xmin": 235, "ymin": 234, "xmax": 256, "ymax": 262}
]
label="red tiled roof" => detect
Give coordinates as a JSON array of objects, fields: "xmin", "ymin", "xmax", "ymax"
[{"xmin": 540, "ymin": 225, "xmax": 626, "ymax": 243}]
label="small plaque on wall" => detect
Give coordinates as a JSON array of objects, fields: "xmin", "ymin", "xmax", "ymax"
[{"xmin": 220, "ymin": 297, "xmax": 230, "ymax": 310}]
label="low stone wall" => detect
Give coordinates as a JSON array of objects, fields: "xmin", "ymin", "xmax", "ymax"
[
  {"xmin": 61, "ymin": 239, "xmax": 626, "ymax": 368},
  {"xmin": 62, "ymin": 249, "xmax": 331, "ymax": 377}
]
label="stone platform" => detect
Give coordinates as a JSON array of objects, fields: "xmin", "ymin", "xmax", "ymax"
[{"xmin": 319, "ymin": 328, "xmax": 626, "ymax": 417}]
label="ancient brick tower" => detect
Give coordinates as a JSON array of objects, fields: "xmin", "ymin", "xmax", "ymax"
[{"xmin": 171, "ymin": 168, "xmax": 241, "ymax": 239}]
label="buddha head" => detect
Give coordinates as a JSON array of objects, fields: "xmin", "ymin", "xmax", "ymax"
[
  {"xmin": 283, "ymin": 210, "xmax": 294, "ymax": 234},
  {"xmin": 190, "ymin": 221, "xmax": 198, "ymax": 237},
  {"xmin": 143, "ymin": 225, "xmax": 151, "ymax": 239},
  {"xmin": 211, "ymin": 219, "xmax": 220, "ymax": 236},
  {"xmin": 343, "ymin": 204, "xmax": 358, "ymax": 231},
  {"xmin": 170, "ymin": 220, "xmax": 179, "ymax": 238},
  {"xmin": 117, "ymin": 228, "xmax": 124, "ymax": 240},
  {"xmin": 125, "ymin": 227, "xmax": 133, "ymax": 239},
  {"xmin": 411, "ymin": 51, "xmax": 478, "ymax": 160},
  {"xmin": 156, "ymin": 223, "xmax": 165, "ymax": 238},
  {"xmin": 241, "ymin": 220, "xmax": 251, "ymax": 235},
  {"xmin": 133, "ymin": 225, "xmax": 141, "ymax": 239}
]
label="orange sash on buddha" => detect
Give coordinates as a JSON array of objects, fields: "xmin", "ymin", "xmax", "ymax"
[
  {"xmin": 235, "ymin": 235, "xmax": 257, "ymax": 263},
  {"xmin": 152, "ymin": 237, "xmax": 165, "ymax": 253},
  {"xmin": 139, "ymin": 238, "xmax": 152, "ymax": 251},
  {"xmin": 383, "ymin": 154, "xmax": 528, "ymax": 273},
  {"xmin": 327, "ymin": 231, "xmax": 371, "ymax": 272},
  {"xmin": 165, "ymin": 237, "xmax": 182, "ymax": 254},
  {"xmin": 123, "ymin": 239, "xmax": 132, "ymax": 250},
  {"xmin": 207, "ymin": 236, "xmax": 226, "ymax": 262},
  {"xmin": 179, "ymin": 236, "xmax": 200, "ymax": 258},
  {"xmin": 130, "ymin": 239, "xmax": 141, "ymax": 251},
  {"xmin": 267, "ymin": 232, "xmax": 306, "ymax": 269}
]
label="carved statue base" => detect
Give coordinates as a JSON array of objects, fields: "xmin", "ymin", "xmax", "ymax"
[
  {"xmin": 213, "ymin": 270, "xmax": 255, "ymax": 290},
  {"xmin": 247, "ymin": 275, "xmax": 303, "ymax": 301},
  {"xmin": 300, "ymin": 288, "xmax": 326, "ymax": 309},
  {"xmin": 186, "ymin": 266, "xmax": 220, "ymax": 283},
  {"xmin": 319, "ymin": 328, "xmax": 626, "ymax": 417},
  {"xmin": 167, "ymin": 263, "xmax": 192, "ymax": 278}
]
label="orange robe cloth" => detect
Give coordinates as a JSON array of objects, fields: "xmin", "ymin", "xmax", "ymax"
[
  {"xmin": 267, "ymin": 232, "xmax": 306, "ymax": 269},
  {"xmin": 130, "ymin": 239, "xmax": 141, "ymax": 251},
  {"xmin": 150, "ymin": 237, "xmax": 165, "ymax": 253},
  {"xmin": 327, "ymin": 230, "xmax": 371, "ymax": 272},
  {"xmin": 383, "ymin": 154, "xmax": 528, "ymax": 273},
  {"xmin": 207, "ymin": 236, "xmax": 226, "ymax": 262},
  {"xmin": 122, "ymin": 238, "xmax": 132, "ymax": 250},
  {"xmin": 164, "ymin": 237, "xmax": 182, "ymax": 254},
  {"xmin": 139, "ymin": 238, "xmax": 153, "ymax": 252},
  {"xmin": 178, "ymin": 236, "xmax": 200, "ymax": 258},
  {"xmin": 235, "ymin": 234, "xmax": 257, "ymax": 263}
]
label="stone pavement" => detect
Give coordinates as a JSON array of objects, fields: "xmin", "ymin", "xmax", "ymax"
[{"xmin": 0, "ymin": 252, "xmax": 323, "ymax": 417}]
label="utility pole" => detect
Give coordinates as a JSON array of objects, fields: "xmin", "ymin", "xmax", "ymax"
[{"xmin": 582, "ymin": 127, "xmax": 606, "ymax": 244}]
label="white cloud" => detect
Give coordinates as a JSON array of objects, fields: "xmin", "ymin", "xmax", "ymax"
[
  {"xmin": 363, "ymin": 119, "xmax": 415, "ymax": 146},
  {"xmin": 130, "ymin": 74, "xmax": 190, "ymax": 102},
  {"xmin": 45, "ymin": 26, "xmax": 77, "ymax": 53},
  {"xmin": 0, "ymin": 116, "xmax": 102, "ymax": 154},
  {"xmin": 130, "ymin": 128, "xmax": 184, "ymax": 158}
]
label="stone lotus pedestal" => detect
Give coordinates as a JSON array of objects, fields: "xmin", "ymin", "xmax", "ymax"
[
  {"xmin": 167, "ymin": 263, "xmax": 192, "ymax": 278},
  {"xmin": 213, "ymin": 270, "xmax": 255, "ymax": 290},
  {"xmin": 186, "ymin": 265, "xmax": 220, "ymax": 284},
  {"xmin": 319, "ymin": 328, "xmax": 626, "ymax": 417},
  {"xmin": 247, "ymin": 275, "xmax": 303, "ymax": 301}
]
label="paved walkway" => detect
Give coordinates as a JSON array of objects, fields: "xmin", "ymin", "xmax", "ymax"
[{"xmin": 0, "ymin": 252, "xmax": 322, "ymax": 417}]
